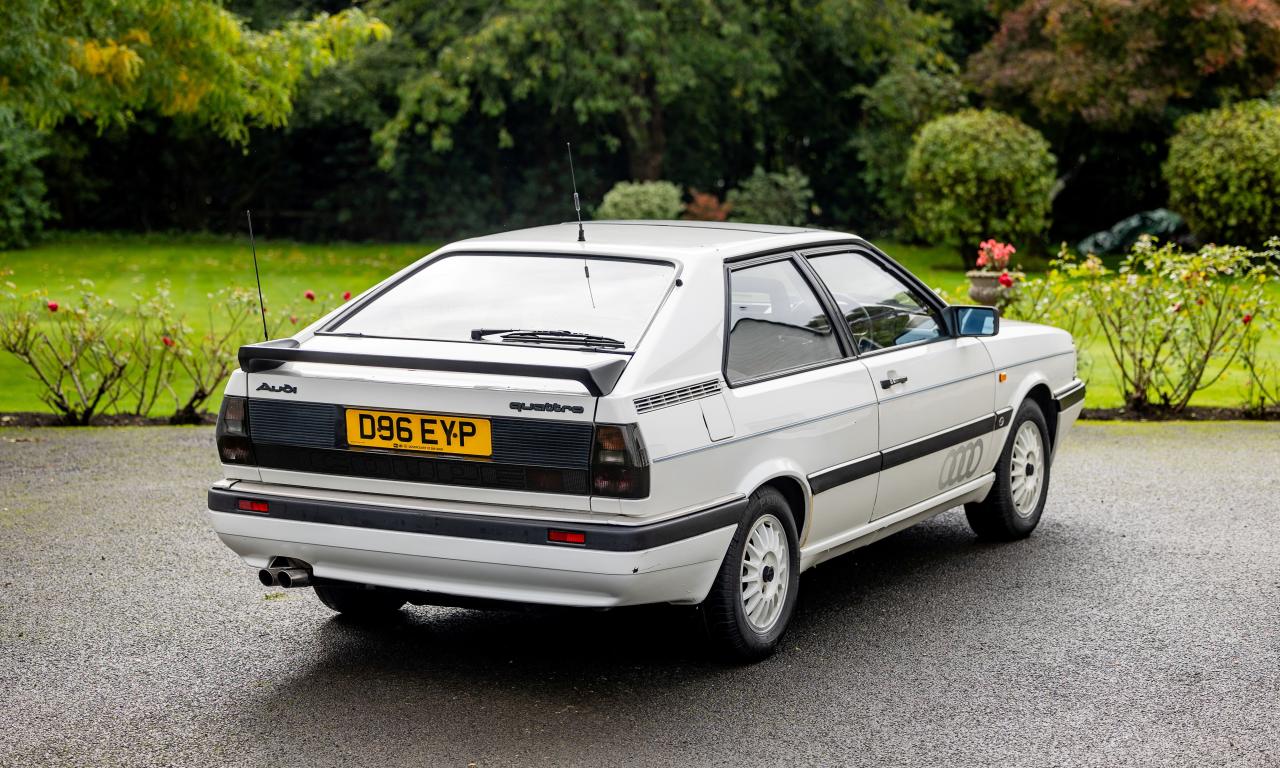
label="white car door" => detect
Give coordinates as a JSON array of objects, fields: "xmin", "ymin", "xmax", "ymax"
[
  {"xmin": 721, "ymin": 254, "xmax": 881, "ymax": 546},
  {"xmin": 804, "ymin": 247, "xmax": 997, "ymax": 520}
]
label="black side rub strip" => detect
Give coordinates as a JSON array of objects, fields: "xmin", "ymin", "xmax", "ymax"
[
  {"xmin": 808, "ymin": 454, "xmax": 882, "ymax": 494},
  {"xmin": 808, "ymin": 408, "xmax": 1015, "ymax": 495},
  {"xmin": 208, "ymin": 488, "xmax": 747, "ymax": 552},
  {"xmin": 1054, "ymin": 381, "xmax": 1087, "ymax": 411},
  {"xmin": 238, "ymin": 338, "xmax": 628, "ymax": 397}
]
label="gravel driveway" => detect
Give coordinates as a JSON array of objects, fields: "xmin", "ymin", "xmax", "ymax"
[{"xmin": 1, "ymin": 422, "xmax": 1277, "ymax": 767}]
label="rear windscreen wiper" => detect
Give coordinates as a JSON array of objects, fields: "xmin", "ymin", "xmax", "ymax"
[{"xmin": 470, "ymin": 328, "xmax": 626, "ymax": 349}]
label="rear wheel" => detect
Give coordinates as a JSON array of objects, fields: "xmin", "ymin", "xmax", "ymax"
[
  {"xmin": 313, "ymin": 581, "xmax": 407, "ymax": 618},
  {"xmin": 701, "ymin": 486, "xmax": 800, "ymax": 662},
  {"xmin": 964, "ymin": 400, "xmax": 1051, "ymax": 540}
]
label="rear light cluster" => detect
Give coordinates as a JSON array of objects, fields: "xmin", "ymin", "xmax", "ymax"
[
  {"xmin": 216, "ymin": 396, "xmax": 256, "ymax": 465},
  {"xmin": 591, "ymin": 424, "xmax": 649, "ymax": 498}
]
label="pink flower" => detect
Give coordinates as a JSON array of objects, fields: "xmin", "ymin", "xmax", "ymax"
[
  {"xmin": 46, "ymin": 301, "xmax": 58, "ymax": 313},
  {"xmin": 162, "ymin": 336, "xmax": 175, "ymax": 347},
  {"xmin": 1243, "ymin": 313, "xmax": 1253, "ymax": 325},
  {"xmin": 1171, "ymin": 302, "xmax": 1183, "ymax": 313},
  {"xmin": 976, "ymin": 252, "xmax": 989, "ymax": 267},
  {"xmin": 343, "ymin": 291, "xmax": 352, "ymax": 301},
  {"xmin": 998, "ymin": 272, "xmax": 1014, "ymax": 288},
  {"xmin": 304, "ymin": 289, "xmax": 316, "ymax": 302}
]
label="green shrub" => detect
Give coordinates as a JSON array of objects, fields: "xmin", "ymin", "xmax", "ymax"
[
  {"xmin": 1164, "ymin": 100, "xmax": 1280, "ymax": 246},
  {"xmin": 728, "ymin": 167, "xmax": 815, "ymax": 227},
  {"xmin": 905, "ymin": 109, "xmax": 1056, "ymax": 265},
  {"xmin": 595, "ymin": 181, "xmax": 682, "ymax": 220},
  {"xmin": 853, "ymin": 58, "xmax": 967, "ymax": 231},
  {"xmin": 0, "ymin": 107, "xmax": 53, "ymax": 250}
]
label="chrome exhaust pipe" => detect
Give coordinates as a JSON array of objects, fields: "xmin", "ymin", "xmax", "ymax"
[{"xmin": 276, "ymin": 567, "xmax": 311, "ymax": 588}]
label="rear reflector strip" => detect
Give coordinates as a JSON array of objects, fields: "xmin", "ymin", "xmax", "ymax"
[
  {"xmin": 547, "ymin": 529, "xmax": 586, "ymax": 545},
  {"xmin": 237, "ymin": 499, "xmax": 270, "ymax": 513}
]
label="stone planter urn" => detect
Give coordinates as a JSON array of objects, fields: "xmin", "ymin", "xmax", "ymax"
[{"xmin": 966, "ymin": 270, "xmax": 1024, "ymax": 306}]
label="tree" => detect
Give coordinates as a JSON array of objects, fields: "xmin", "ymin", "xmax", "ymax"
[
  {"xmin": 967, "ymin": 0, "xmax": 1280, "ymax": 130},
  {"xmin": 371, "ymin": 0, "xmax": 780, "ymax": 180},
  {"xmin": 0, "ymin": 0, "xmax": 389, "ymax": 143}
]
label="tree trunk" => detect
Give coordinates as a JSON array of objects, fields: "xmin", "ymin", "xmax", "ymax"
[{"xmin": 625, "ymin": 84, "xmax": 666, "ymax": 180}]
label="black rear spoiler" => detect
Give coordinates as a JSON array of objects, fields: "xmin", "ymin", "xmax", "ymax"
[{"xmin": 237, "ymin": 339, "xmax": 626, "ymax": 396}]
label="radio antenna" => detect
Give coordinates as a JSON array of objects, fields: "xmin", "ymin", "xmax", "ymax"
[
  {"xmin": 246, "ymin": 210, "xmax": 269, "ymax": 342},
  {"xmin": 566, "ymin": 142, "xmax": 586, "ymax": 243}
]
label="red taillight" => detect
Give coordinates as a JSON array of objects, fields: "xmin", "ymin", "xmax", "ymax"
[
  {"xmin": 236, "ymin": 499, "xmax": 269, "ymax": 513},
  {"xmin": 590, "ymin": 424, "xmax": 649, "ymax": 498},
  {"xmin": 548, "ymin": 529, "xmax": 586, "ymax": 545},
  {"xmin": 216, "ymin": 396, "xmax": 255, "ymax": 465}
]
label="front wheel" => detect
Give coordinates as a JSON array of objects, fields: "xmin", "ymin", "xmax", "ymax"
[
  {"xmin": 964, "ymin": 400, "xmax": 1052, "ymax": 540},
  {"xmin": 701, "ymin": 486, "xmax": 801, "ymax": 662}
]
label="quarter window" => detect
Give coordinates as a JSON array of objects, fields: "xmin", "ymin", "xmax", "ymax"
[
  {"xmin": 807, "ymin": 252, "xmax": 942, "ymax": 353},
  {"xmin": 726, "ymin": 260, "xmax": 841, "ymax": 384}
]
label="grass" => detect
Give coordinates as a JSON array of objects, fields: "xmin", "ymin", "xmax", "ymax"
[{"xmin": 0, "ymin": 232, "xmax": 1275, "ymax": 415}]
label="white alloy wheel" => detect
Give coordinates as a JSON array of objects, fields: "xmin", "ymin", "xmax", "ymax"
[
  {"xmin": 1009, "ymin": 421, "xmax": 1045, "ymax": 517},
  {"xmin": 740, "ymin": 513, "xmax": 790, "ymax": 633}
]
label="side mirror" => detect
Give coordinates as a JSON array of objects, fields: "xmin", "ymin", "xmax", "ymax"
[{"xmin": 946, "ymin": 305, "xmax": 999, "ymax": 337}]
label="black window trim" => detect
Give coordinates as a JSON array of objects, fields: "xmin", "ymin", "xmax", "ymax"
[
  {"xmin": 720, "ymin": 250, "xmax": 855, "ymax": 389},
  {"xmin": 319, "ymin": 249, "xmax": 681, "ymax": 354}
]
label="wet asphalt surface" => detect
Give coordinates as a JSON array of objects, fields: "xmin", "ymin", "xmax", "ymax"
[{"xmin": 0, "ymin": 422, "xmax": 1277, "ymax": 767}]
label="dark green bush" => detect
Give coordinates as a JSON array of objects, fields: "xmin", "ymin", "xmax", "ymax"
[
  {"xmin": 905, "ymin": 109, "xmax": 1055, "ymax": 264},
  {"xmin": 0, "ymin": 107, "xmax": 53, "ymax": 250},
  {"xmin": 1164, "ymin": 100, "xmax": 1280, "ymax": 246},
  {"xmin": 595, "ymin": 181, "xmax": 682, "ymax": 220},
  {"xmin": 728, "ymin": 167, "xmax": 815, "ymax": 227}
]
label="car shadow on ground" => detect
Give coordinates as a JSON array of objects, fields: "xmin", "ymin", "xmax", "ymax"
[{"xmin": 246, "ymin": 512, "xmax": 1021, "ymax": 709}]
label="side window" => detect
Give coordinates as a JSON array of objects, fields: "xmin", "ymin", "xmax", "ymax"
[
  {"xmin": 726, "ymin": 259, "xmax": 841, "ymax": 384},
  {"xmin": 807, "ymin": 252, "xmax": 942, "ymax": 354}
]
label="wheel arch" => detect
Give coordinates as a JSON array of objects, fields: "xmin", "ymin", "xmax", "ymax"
[
  {"xmin": 1022, "ymin": 382, "xmax": 1058, "ymax": 451},
  {"xmin": 758, "ymin": 475, "xmax": 808, "ymax": 545}
]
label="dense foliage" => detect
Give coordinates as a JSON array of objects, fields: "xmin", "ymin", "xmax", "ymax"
[
  {"xmin": 595, "ymin": 181, "xmax": 682, "ymax": 220},
  {"xmin": 905, "ymin": 110, "xmax": 1055, "ymax": 262},
  {"xmin": 3, "ymin": 0, "xmax": 1280, "ymax": 255},
  {"xmin": 1164, "ymin": 100, "xmax": 1280, "ymax": 246},
  {"xmin": 728, "ymin": 167, "xmax": 815, "ymax": 227},
  {"xmin": 0, "ymin": 107, "xmax": 53, "ymax": 250}
]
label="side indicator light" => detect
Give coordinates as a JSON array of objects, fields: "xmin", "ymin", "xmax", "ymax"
[
  {"xmin": 998, "ymin": 372, "xmax": 1008, "ymax": 383},
  {"xmin": 237, "ymin": 499, "xmax": 270, "ymax": 513},
  {"xmin": 547, "ymin": 529, "xmax": 586, "ymax": 545}
]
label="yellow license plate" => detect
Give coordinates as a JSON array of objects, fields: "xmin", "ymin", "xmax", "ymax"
[{"xmin": 345, "ymin": 409, "xmax": 492, "ymax": 457}]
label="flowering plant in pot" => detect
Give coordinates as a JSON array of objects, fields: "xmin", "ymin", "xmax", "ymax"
[{"xmin": 967, "ymin": 239, "xmax": 1024, "ymax": 306}]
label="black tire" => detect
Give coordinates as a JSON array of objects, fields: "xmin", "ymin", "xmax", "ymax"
[
  {"xmin": 313, "ymin": 581, "xmax": 407, "ymax": 618},
  {"xmin": 701, "ymin": 486, "xmax": 801, "ymax": 663},
  {"xmin": 965, "ymin": 399, "xmax": 1052, "ymax": 541}
]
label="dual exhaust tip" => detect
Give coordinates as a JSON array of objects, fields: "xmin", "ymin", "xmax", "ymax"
[{"xmin": 258, "ymin": 563, "xmax": 311, "ymax": 589}]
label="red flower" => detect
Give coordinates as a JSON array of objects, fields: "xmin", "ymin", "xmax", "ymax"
[
  {"xmin": 304, "ymin": 289, "xmax": 316, "ymax": 302},
  {"xmin": 1242, "ymin": 313, "xmax": 1253, "ymax": 325},
  {"xmin": 342, "ymin": 291, "xmax": 352, "ymax": 301},
  {"xmin": 289, "ymin": 315, "xmax": 299, "ymax": 325},
  {"xmin": 998, "ymin": 272, "xmax": 1014, "ymax": 288},
  {"xmin": 46, "ymin": 301, "xmax": 58, "ymax": 313},
  {"xmin": 162, "ymin": 336, "xmax": 175, "ymax": 347}
]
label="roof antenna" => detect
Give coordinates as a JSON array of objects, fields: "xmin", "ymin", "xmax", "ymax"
[
  {"xmin": 246, "ymin": 210, "xmax": 269, "ymax": 342},
  {"xmin": 566, "ymin": 142, "xmax": 586, "ymax": 242}
]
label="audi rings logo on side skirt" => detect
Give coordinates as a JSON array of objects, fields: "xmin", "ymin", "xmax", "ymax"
[{"xmin": 938, "ymin": 439, "xmax": 983, "ymax": 489}]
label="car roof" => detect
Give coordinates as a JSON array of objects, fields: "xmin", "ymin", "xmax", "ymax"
[{"xmin": 444, "ymin": 221, "xmax": 857, "ymax": 260}]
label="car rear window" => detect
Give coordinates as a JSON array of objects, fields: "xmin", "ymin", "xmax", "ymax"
[{"xmin": 329, "ymin": 254, "xmax": 675, "ymax": 349}]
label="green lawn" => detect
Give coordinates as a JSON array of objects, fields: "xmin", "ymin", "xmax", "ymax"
[{"xmin": 0, "ymin": 233, "xmax": 1274, "ymax": 415}]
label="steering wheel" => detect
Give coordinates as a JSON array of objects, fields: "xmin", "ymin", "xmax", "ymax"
[{"xmin": 829, "ymin": 292, "xmax": 877, "ymax": 350}]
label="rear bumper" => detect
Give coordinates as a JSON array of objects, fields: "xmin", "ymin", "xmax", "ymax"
[{"xmin": 206, "ymin": 486, "xmax": 742, "ymax": 607}]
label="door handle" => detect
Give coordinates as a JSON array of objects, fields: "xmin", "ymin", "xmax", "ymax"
[{"xmin": 880, "ymin": 376, "xmax": 908, "ymax": 389}]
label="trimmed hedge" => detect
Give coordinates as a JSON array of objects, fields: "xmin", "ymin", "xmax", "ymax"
[
  {"xmin": 1164, "ymin": 100, "xmax": 1280, "ymax": 246},
  {"xmin": 728, "ymin": 167, "xmax": 814, "ymax": 227},
  {"xmin": 905, "ymin": 109, "xmax": 1055, "ymax": 264},
  {"xmin": 595, "ymin": 181, "xmax": 682, "ymax": 220}
]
